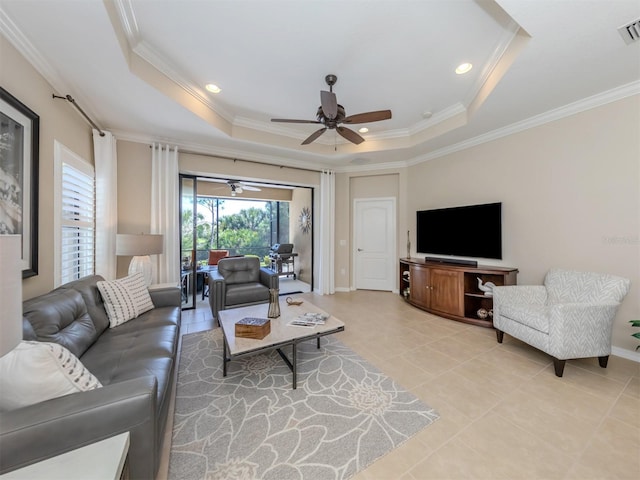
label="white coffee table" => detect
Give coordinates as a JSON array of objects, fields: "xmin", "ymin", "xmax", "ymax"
[{"xmin": 218, "ymin": 301, "xmax": 345, "ymax": 389}]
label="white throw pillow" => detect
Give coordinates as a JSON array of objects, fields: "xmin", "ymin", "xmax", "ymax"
[
  {"xmin": 97, "ymin": 272, "xmax": 154, "ymax": 328},
  {"xmin": 0, "ymin": 341, "xmax": 102, "ymax": 411}
]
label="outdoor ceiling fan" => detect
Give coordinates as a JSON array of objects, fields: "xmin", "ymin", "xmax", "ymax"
[
  {"xmin": 271, "ymin": 74, "xmax": 392, "ymax": 145},
  {"xmin": 227, "ymin": 180, "xmax": 261, "ymax": 196}
]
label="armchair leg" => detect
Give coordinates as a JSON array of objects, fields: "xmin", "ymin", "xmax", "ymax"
[
  {"xmin": 495, "ymin": 329, "xmax": 504, "ymax": 343},
  {"xmin": 598, "ymin": 355, "xmax": 609, "ymax": 369},
  {"xmin": 553, "ymin": 358, "xmax": 566, "ymax": 377}
]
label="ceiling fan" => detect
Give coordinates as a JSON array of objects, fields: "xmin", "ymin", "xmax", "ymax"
[
  {"xmin": 227, "ymin": 180, "xmax": 261, "ymax": 196},
  {"xmin": 271, "ymin": 74, "xmax": 392, "ymax": 145}
]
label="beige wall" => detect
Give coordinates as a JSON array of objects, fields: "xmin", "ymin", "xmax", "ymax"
[
  {"xmin": 1, "ymin": 35, "xmax": 93, "ymax": 299},
  {"xmin": 406, "ymin": 95, "xmax": 639, "ymax": 351}
]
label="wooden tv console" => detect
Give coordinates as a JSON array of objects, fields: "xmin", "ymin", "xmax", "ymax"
[{"xmin": 399, "ymin": 258, "xmax": 518, "ymax": 328}]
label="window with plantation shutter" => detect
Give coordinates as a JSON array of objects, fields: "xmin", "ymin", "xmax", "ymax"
[{"xmin": 55, "ymin": 141, "xmax": 95, "ymax": 286}]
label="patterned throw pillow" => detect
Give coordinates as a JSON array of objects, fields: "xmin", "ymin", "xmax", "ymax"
[
  {"xmin": 0, "ymin": 341, "xmax": 102, "ymax": 411},
  {"xmin": 97, "ymin": 272, "xmax": 154, "ymax": 328}
]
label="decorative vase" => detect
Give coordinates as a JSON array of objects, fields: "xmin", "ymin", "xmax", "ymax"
[
  {"xmin": 268, "ymin": 289, "xmax": 281, "ymax": 318},
  {"xmin": 407, "ymin": 230, "xmax": 411, "ymax": 258}
]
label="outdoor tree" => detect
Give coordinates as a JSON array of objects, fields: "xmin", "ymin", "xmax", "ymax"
[
  {"xmin": 197, "ymin": 197, "xmax": 225, "ymax": 248},
  {"xmin": 218, "ymin": 207, "xmax": 271, "ymax": 256},
  {"xmin": 184, "ymin": 199, "xmax": 289, "ymax": 261}
]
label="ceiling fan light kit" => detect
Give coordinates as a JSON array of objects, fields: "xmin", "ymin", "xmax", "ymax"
[
  {"xmin": 271, "ymin": 74, "xmax": 392, "ymax": 146},
  {"xmin": 227, "ymin": 180, "xmax": 261, "ymax": 196}
]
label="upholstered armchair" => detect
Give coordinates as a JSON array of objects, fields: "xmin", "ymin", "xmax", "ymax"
[
  {"xmin": 492, "ymin": 268, "xmax": 631, "ymax": 377},
  {"xmin": 209, "ymin": 256, "xmax": 279, "ymax": 321},
  {"xmin": 202, "ymin": 250, "xmax": 230, "ymax": 300}
]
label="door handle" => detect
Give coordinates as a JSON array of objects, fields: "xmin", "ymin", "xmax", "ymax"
[{"xmin": 357, "ymin": 248, "xmax": 363, "ymax": 252}]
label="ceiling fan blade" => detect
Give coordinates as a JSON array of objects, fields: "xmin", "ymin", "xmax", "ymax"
[
  {"xmin": 301, "ymin": 127, "xmax": 327, "ymax": 145},
  {"xmin": 242, "ymin": 185, "xmax": 261, "ymax": 192},
  {"xmin": 342, "ymin": 110, "xmax": 392, "ymax": 124},
  {"xmin": 271, "ymin": 118, "xmax": 322, "ymax": 124},
  {"xmin": 320, "ymin": 90, "xmax": 338, "ymax": 119},
  {"xmin": 336, "ymin": 126, "xmax": 365, "ymax": 145}
]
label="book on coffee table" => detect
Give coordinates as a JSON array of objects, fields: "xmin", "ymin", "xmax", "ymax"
[{"xmin": 288, "ymin": 312, "xmax": 330, "ymax": 328}]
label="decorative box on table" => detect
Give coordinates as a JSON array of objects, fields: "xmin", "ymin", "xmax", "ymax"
[{"xmin": 235, "ymin": 317, "xmax": 271, "ymax": 339}]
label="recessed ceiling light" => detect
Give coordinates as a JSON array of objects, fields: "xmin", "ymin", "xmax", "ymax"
[
  {"xmin": 358, "ymin": 127, "xmax": 369, "ymax": 133},
  {"xmin": 455, "ymin": 63, "xmax": 473, "ymax": 75},
  {"xmin": 205, "ymin": 83, "xmax": 221, "ymax": 94}
]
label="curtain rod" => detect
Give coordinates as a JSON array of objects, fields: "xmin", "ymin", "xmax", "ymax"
[
  {"xmin": 53, "ymin": 94, "xmax": 105, "ymax": 136},
  {"xmin": 152, "ymin": 146, "xmax": 324, "ymax": 173}
]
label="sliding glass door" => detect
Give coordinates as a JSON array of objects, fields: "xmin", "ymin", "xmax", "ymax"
[{"xmin": 179, "ymin": 174, "xmax": 314, "ymax": 309}]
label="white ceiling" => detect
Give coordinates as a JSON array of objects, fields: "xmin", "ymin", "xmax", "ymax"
[{"xmin": 1, "ymin": 0, "xmax": 639, "ymax": 171}]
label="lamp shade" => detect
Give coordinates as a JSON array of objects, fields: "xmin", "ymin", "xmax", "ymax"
[
  {"xmin": 116, "ymin": 234, "xmax": 164, "ymax": 256},
  {"xmin": 116, "ymin": 234, "xmax": 164, "ymax": 286},
  {"xmin": 0, "ymin": 235, "xmax": 23, "ymax": 358}
]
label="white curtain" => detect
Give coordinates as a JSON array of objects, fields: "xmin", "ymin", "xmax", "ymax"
[
  {"xmin": 318, "ymin": 170, "xmax": 335, "ymax": 294},
  {"xmin": 150, "ymin": 143, "xmax": 180, "ymax": 284},
  {"xmin": 93, "ymin": 129, "xmax": 117, "ymax": 280}
]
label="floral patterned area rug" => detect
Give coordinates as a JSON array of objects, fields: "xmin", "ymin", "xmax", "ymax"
[{"xmin": 169, "ymin": 329, "xmax": 439, "ymax": 480}]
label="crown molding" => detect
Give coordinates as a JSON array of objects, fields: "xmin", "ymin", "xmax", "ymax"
[
  {"xmin": 111, "ymin": 0, "xmax": 234, "ymax": 124},
  {"xmin": 0, "ymin": 6, "xmax": 105, "ymax": 126},
  {"xmin": 114, "ymin": 80, "xmax": 639, "ymax": 174},
  {"xmin": 235, "ymin": 101, "xmax": 468, "ymax": 149},
  {"xmin": 132, "ymin": 40, "xmax": 235, "ymax": 123},
  {"xmin": 112, "ymin": 0, "xmax": 139, "ymax": 44},
  {"xmin": 0, "ymin": 6, "xmax": 68, "ymax": 94},
  {"xmin": 110, "ymin": 128, "xmax": 334, "ymax": 171},
  {"xmin": 407, "ymin": 81, "xmax": 640, "ymax": 167}
]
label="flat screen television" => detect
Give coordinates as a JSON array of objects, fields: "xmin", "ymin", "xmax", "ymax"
[{"xmin": 416, "ymin": 202, "xmax": 502, "ymax": 260}]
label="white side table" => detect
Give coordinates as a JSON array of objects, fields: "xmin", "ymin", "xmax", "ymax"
[{"xmin": 0, "ymin": 432, "xmax": 130, "ymax": 480}]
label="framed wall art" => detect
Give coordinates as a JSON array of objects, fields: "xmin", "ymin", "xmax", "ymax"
[{"xmin": 0, "ymin": 87, "xmax": 39, "ymax": 278}]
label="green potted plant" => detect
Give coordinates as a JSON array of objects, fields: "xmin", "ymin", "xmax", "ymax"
[{"xmin": 630, "ymin": 320, "xmax": 640, "ymax": 351}]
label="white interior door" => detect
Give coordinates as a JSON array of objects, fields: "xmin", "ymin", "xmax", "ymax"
[{"xmin": 354, "ymin": 198, "xmax": 396, "ymax": 291}]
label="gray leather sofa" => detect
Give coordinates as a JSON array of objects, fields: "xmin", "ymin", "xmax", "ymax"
[
  {"xmin": 0, "ymin": 275, "xmax": 181, "ymax": 479},
  {"xmin": 209, "ymin": 256, "xmax": 279, "ymax": 321}
]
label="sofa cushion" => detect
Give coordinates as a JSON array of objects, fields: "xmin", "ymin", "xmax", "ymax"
[
  {"xmin": 225, "ymin": 283, "xmax": 270, "ymax": 306},
  {"xmin": 0, "ymin": 341, "xmax": 102, "ymax": 411},
  {"xmin": 55, "ymin": 275, "xmax": 110, "ymax": 334},
  {"xmin": 500, "ymin": 303, "xmax": 550, "ymax": 334},
  {"xmin": 23, "ymin": 288, "xmax": 98, "ymax": 358},
  {"xmin": 81, "ymin": 311, "xmax": 179, "ymax": 409},
  {"xmin": 97, "ymin": 273, "xmax": 154, "ymax": 328}
]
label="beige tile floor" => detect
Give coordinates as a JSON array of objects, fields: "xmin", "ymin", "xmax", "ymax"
[{"xmin": 158, "ymin": 290, "xmax": 640, "ymax": 480}]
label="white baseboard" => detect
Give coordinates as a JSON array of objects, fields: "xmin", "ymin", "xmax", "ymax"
[
  {"xmin": 612, "ymin": 346, "xmax": 640, "ymax": 363},
  {"xmin": 335, "ymin": 287, "xmax": 350, "ymax": 293}
]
